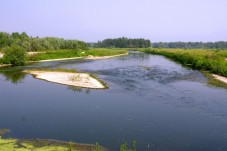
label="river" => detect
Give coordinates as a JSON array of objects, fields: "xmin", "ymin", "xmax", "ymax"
[{"xmin": 0, "ymin": 51, "xmax": 227, "ymax": 151}]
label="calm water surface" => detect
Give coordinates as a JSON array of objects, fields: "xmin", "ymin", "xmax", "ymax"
[{"xmin": 0, "ymin": 52, "xmax": 227, "ymax": 151}]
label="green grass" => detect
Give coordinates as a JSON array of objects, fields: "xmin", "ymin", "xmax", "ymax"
[
  {"xmin": 0, "ymin": 58, "xmax": 3, "ymax": 64},
  {"xmin": 28, "ymin": 48, "xmax": 128, "ymax": 61},
  {"xmin": 0, "ymin": 129, "xmax": 136, "ymax": 151},
  {"xmin": 141, "ymin": 48, "xmax": 227, "ymax": 77},
  {"xmin": 0, "ymin": 137, "xmax": 106, "ymax": 151}
]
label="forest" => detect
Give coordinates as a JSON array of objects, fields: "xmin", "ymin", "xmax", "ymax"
[
  {"xmin": 93, "ymin": 37, "xmax": 151, "ymax": 48},
  {"xmin": 0, "ymin": 32, "xmax": 88, "ymax": 51},
  {"xmin": 152, "ymin": 41, "xmax": 227, "ymax": 49}
]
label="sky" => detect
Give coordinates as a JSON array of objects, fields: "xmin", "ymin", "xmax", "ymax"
[{"xmin": 0, "ymin": 0, "xmax": 227, "ymax": 42}]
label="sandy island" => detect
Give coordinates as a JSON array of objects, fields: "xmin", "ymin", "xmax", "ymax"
[
  {"xmin": 24, "ymin": 70, "xmax": 106, "ymax": 89},
  {"xmin": 212, "ymin": 74, "xmax": 227, "ymax": 84}
]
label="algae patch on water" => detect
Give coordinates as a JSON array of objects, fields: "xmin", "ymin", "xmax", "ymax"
[{"xmin": 0, "ymin": 129, "xmax": 106, "ymax": 151}]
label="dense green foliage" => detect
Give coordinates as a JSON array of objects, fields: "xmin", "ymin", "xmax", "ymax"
[
  {"xmin": 142, "ymin": 48, "xmax": 227, "ymax": 77},
  {"xmin": 3, "ymin": 46, "xmax": 27, "ymax": 66},
  {"xmin": 94, "ymin": 37, "xmax": 151, "ymax": 48},
  {"xmin": 152, "ymin": 41, "xmax": 227, "ymax": 49},
  {"xmin": 0, "ymin": 32, "xmax": 88, "ymax": 51},
  {"xmin": 120, "ymin": 141, "xmax": 136, "ymax": 151}
]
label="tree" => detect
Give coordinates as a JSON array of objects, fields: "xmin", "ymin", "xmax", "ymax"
[
  {"xmin": 3, "ymin": 46, "xmax": 27, "ymax": 66},
  {"xmin": 94, "ymin": 37, "xmax": 151, "ymax": 48}
]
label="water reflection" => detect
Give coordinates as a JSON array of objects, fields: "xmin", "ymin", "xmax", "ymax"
[
  {"xmin": 67, "ymin": 86, "xmax": 91, "ymax": 94},
  {"xmin": 0, "ymin": 68, "xmax": 26, "ymax": 84}
]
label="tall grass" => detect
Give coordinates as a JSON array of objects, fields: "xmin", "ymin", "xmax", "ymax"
[{"xmin": 142, "ymin": 48, "xmax": 227, "ymax": 77}]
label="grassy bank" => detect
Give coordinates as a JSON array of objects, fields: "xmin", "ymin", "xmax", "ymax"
[
  {"xmin": 142, "ymin": 48, "xmax": 227, "ymax": 77},
  {"xmin": 0, "ymin": 137, "xmax": 106, "ymax": 151},
  {"xmin": 0, "ymin": 129, "xmax": 136, "ymax": 151},
  {"xmin": 28, "ymin": 48, "xmax": 128, "ymax": 61}
]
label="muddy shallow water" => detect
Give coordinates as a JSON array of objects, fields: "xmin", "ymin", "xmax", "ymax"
[{"xmin": 0, "ymin": 51, "xmax": 227, "ymax": 151}]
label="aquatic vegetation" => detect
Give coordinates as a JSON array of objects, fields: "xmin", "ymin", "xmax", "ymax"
[
  {"xmin": 120, "ymin": 141, "xmax": 136, "ymax": 151},
  {"xmin": 0, "ymin": 137, "xmax": 105, "ymax": 151}
]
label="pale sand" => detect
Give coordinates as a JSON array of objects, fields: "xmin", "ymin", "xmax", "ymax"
[
  {"xmin": 0, "ymin": 64, "xmax": 11, "ymax": 68},
  {"xmin": 36, "ymin": 57, "xmax": 83, "ymax": 62},
  {"xmin": 24, "ymin": 70, "xmax": 105, "ymax": 89},
  {"xmin": 31, "ymin": 52, "xmax": 128, "ymax": 62},
  {"xmin": 84, "ymin": 52, "xmax": 128, "ymax": 60},
  {"xmin": 27, "ymin": 52, "xmax": 41, "ymax": 55},
  {"xmin": 0, "ymin": 53, "xmax": 3, "ymax": 58},
  {"xmin": 225, "ymin": 58, "xmax": 227, "ymax": 61},
  {"xmin": 212, "ymin": 74, "xmax": 227, "ymax": 84}
]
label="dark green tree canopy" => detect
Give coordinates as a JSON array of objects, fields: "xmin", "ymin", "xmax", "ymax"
[
  {"xmin": 152, "ymin": 42, "xmax": 227, "ymax": 49},
  {"xmin": 0, "ymin": 31, "xmax": 88, "ymax": 51},
  {"xmin": 94, "ymin": 37, "xmax": 151, "ymax": 48},
  {"xmin": 3, "ymin": 46, "xmax": 27, "ymax": 66}
]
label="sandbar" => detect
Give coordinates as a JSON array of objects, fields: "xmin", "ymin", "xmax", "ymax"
[
  {"xmin": 24, "ymin": 70, "xmax": 106, "ymax": 89},
  {"xmin": 84, "ymin": 52, "xmax": 128, "ymax": 60}
]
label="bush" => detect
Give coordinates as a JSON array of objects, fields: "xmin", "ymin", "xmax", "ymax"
[{"xmin": 3, "ymin": 46, "xmax": 27, "ymax": 66}]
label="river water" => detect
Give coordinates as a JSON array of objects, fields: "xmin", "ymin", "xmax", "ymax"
[{"xmin": 0, "ymin": 51, "xmax": 227, "ymax": 151}]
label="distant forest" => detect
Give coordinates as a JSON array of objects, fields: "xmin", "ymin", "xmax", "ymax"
[
  {"xmin": 0, "ymin": 32, "xmax": 88, "ymax": 51},
  {"xmin": 152, "ymin": 42, "xmax": 227, "ymax": 49},
  {"xmin": 94, "ymin": 37, "xmax": 151, "ymax": 48}
]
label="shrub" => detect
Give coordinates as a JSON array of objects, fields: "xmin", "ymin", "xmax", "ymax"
[{"xmin": 3, "ymin": 46, "xmax": 27, "ymax": 66}]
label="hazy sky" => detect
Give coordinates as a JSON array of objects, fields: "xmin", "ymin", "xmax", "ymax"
[{"xmin": 0, "ymin": 0, "xmax": 227, "ymax": 42}]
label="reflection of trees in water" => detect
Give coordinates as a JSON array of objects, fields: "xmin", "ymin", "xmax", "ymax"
[
  {"xmin": 0, "ymin": 68, "xmax": 26, "ymax": 84},
  {"xmin": 67, "ymin": 86, "xmax": 90, "ymax": 94}
]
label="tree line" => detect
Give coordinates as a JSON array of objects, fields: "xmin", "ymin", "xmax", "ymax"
[
  {"xmin": 94, "ymin": 37, "xmax": 151, "ymax": 48},
  {"xmin": 0, "ymin": 32, "xmax": 88, "ymax": 51},
  {"xmin": 152, "ymin": 42, "xmax": 227, "ymax": 49}
]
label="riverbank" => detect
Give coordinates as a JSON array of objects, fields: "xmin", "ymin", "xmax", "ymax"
[
  {"xmin": 32, "ymin": 52, "xmax": 128, "ymax": 62},
  {"xmin": 212, "ymin": 74, "xmax": 227, "ymax": 84},
  {"xmin": 0, "ymin": 131, "xmax": 105, "ymax": 151},
  {"xmin": 0, "ymin": 48, "xmax": 128, "ymax": 67},
  {"xmin": 141, "ymin": 48, "xmax": 227, "ymax": 86},
  {"xmin": 28, "ymin": 48, "xmax": 128, "ymax": 62},
  {"xmin": 24, "ymin": 70, "xmax": 106, "ymax": 89},
  {"xmin": 84, "ymin": 52, "xmax": 128, "ymax": 60}
]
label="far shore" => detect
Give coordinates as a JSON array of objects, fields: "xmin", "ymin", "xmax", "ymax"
[
  {"xmin": 24, "ymin": 70, "xmax": 106, "ymax": 89},
  {"xmin": 31, "ymin": 52, "xmax": 128, "ymax": 62},
  {"xmin": 33, "ymin": 56, "xmax": 83, "ymax": 62},
  {"xmin": 84, "ymin": 52, "xmax": 128, "ymax": 60}
]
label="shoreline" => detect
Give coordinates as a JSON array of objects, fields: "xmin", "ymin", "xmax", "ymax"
[
  {"xmin": 212, "ymin": 74, "xmax": 227, "ymax": 84},
  {"xmin": 0, "ymin": 64, "xmax": 11, "ymax": 68},
  {"xmin": 24, "ymin": 70, "xmax": 106, "ymax": 89},
  {"xmin": 31, "ymin": 52, "xmax": 128, "ymax": 62},
  {"xmin": 33, "ymin": 56, "xmax": 83, "ymax": 62},
  {"xmin": 84, "ymin": 52, "xmax": 128, "ymax": 60}
]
